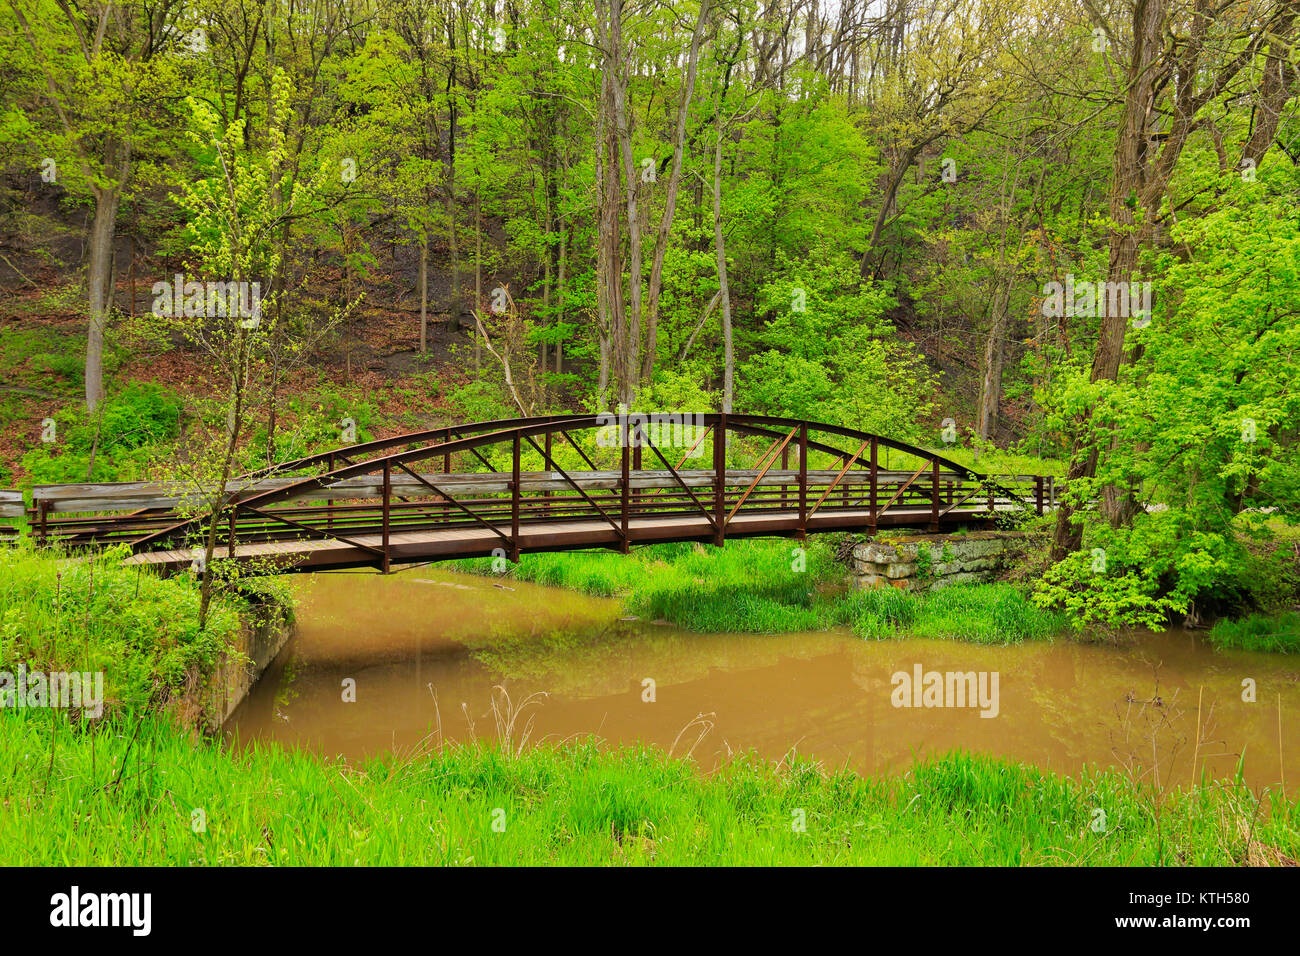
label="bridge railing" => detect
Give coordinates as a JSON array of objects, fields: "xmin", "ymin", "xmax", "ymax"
[{"xmin": 25, "ymin": 414, "xmax": 1054, "ymax": 570}]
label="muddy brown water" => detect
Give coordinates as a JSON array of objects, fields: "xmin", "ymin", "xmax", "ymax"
[{"xmin": 226, "ymin": 569, "xmax": 1300, "ymax": 792}]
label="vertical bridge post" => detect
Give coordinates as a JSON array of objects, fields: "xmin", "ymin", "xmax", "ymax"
[
  {"xmin": 1035, "ymin": 475, "xmax": 1044, "ymax": 515},
  {"xmin": 381, "ymin": 459, "xmax": 391, "ymax": 573},
  {"xmin": 510, "ymin": 431, "xmax": 521, "ymax": 562},
  {"xmin": 713, "ymin": 413, "xmax": 726, "ymax": 546},
  {"xmin": 620, "ymin": 431, "xmax": 630, "ymax": 553},
  {"xmin": 544, "ymin": 431, "xmax": 552, "ymax": 513},
  {"xmin": 326, "ymin": 452, "xmax": 334, "ymax": 532},
  {"xmin": 929, "ymin": 458, "xmax": 940, "ymax": 532},
  {"xmin": 632, "ymin": 437, "xmax": 642, "ymax": 518},
  {"xmin": 869, "ymin": 437, "xmax": 877, "ymax": 533},
  {"xmin": 781, "ymin": 442, "xmax": 789, "ymax": 511},
  {"xmin": 443, "ymin": 427, "xmax": 452, "ymax": 525},
  {"xmin": 797, "ymin": 421, "xmax": 807, "ymax": 539}
]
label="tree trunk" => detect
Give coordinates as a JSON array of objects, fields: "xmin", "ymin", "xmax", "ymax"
[
  {"xmin": 555, "ymin": 223, "xmax": 567, "ymax": 374},
  {"xmin": 474, "ymin": 191, "xmax": 482, "ymax": 377},
  {"xmin": 976, "ymin": 291, "xmax": 1008, "ymax": 440},
  {"xmin": 860, "ymin": 142, "xmax": 922, "ymax": 278},
  {"xmin": 419, "ymin": 234, "xmax": 429, "ymax": 353},
  {"xmin": 638, "ymin": 0, "xmax": 710, "ymax": 386},
  {"xmin": 594, "ymin": 24, "xmax": 624, "ymax": 409},
  {"xmin": 446, "ymin": 193, "xmax": 460, "ymax": 334},
  {"xmin": 606, "ymin": 0, "xmax": 641, "ymax": 407},
  {"xmin": 712, "ymin": 122, "xmax": 734, "ymax": 414},
  {"xmin": 1050, "ymin": 0, "xmax": 1162, "ymax": 560},
  {"xmin": 199, "ymin": 331, "xmax": 249, "ymax": 631},
  {"xmin": 84, "ymin": 186, "xmax": 120, "ymax": 411}
]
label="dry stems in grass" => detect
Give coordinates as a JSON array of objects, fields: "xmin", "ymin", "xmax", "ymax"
[
  {"xmin": 1110, "ymin": 663, "xmax": 1191, "ymax": 791},
  {"xmin": 489, "ymin": 684, "xmax": 549, "ymax": 759},
  {"xmin": 668, "ymin": 712, "xmax": 716, "ymax": 760}
]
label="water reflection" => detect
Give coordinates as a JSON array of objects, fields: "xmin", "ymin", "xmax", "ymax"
[{"xmin": 227, "ymin": 569, "xmax": 1300, "ymax": 792}]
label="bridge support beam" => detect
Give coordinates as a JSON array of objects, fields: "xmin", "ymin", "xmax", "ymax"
[
  {"xmin": 797, "ymin": 422, "xmax": 807, "ymax": 540},
  {"xmin": 510, "ymin": 432, "xmax": 521, "ymax": 562},
  {"xmin": 929, "ymin": 459, "xmax": 940, "ymax": 533},
  {"xmin": 381, "ymin": 460, "xmax": 391, "ymax": 573},
  {"xmin": 713, "ymin": 414, "xmax": 726, "ymax": 547},
  {"xmin": 868, "ymin": 437, "xmax": 877, "ymax": 533},
  {"xmin": 620, "ymin": 439, "xmax": 630, "ymax": 554}
]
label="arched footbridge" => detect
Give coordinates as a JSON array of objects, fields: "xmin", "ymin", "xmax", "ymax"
[{"xmin": 18, "ymin": 414, "xmax": 1056, "ymax": 575}]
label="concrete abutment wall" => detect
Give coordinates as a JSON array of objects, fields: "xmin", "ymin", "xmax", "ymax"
[{"xmin": 851, "ymin": 531, "xmax": 1027, "ymax": 591}]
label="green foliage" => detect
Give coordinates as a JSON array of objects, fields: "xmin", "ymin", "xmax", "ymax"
[
  {"xmin": 20, "ymin": 382, "xmax": 182, "ymax": 483},
  {"xmin": 1032, "ymin": 517, "xmax": 1224, "ymax": 632},
  {"xmin": 636, "ymin": 365, "xmax": 719, "ymax": 417},
  {"xmin": 461, "ymin": 539, "xmax": 839, "ymax": 632},
  {"xmin": 845, "ymin": 586, "xmax": 920, "ymax": 638},
  {"xmin": 1034, "ymin": 161, "xmax": 1300, "ymax": 628},
  {"xmin": 0, "ymin": 545, "xmax": 243, "ymax": 713},
  {"xmin": 737, "ymin": 245, "xmax": 937, "ymax": 439},
  {"xmin": 253, "ymin": 385, "xmax": 377, "ymax": 462},
  {"xmin": 446, "ymin": 379, "xmax": 520, "ymax": 424}
]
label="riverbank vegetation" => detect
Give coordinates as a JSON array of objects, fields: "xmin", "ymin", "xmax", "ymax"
[
  {"xmin": 0, "ymin": 545, "xmax": 288, "ymax": 717},
  {"xmin": 1208, "ymin": 612, "xmax": 1300, "ymax": 655},
  {"xmin": 2, "ymin": 710, "xmax": 1295, "ymax": 866},
  {"xmin": 2, "ymin": 533, "xmax": 1297, "ymax": 867},
  {"xmin": 459, "ymin": 538, "xmax": 1068, "ymax": 643}
]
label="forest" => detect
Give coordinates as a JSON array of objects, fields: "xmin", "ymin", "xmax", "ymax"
[{"xmin": 1, "ymin": 0, "xmax": 1298, "ymax": 630}]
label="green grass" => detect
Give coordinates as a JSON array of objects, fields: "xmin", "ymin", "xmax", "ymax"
[
  {"xmin": 458, "ymin": 539, "xmax": 1066, "ymax": 644},
  {"xmin": 0, "ymin": 544, "xmax": 285, "ymax": 715},
  {"xmin": 1208, "ymin": 611, "xmax": 1300, "ymax": 654},
  {"xmin": 1, "ymin": 710, "xmax": 1294, "ymax": 865},
  {"xmin": 0, "ymin": 322, "xmax": 86, "ymax": 393},
  {"xmin": 842, "ymin": 583, "xmax": 1068, "ymax": 643}
]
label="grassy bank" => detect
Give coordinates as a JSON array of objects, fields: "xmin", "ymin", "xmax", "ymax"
[
  {"xmin": 0, "ymin": 545, "xmax": 288, "ymax": 718},
  {"xmin": 1, "ymin": 710, "xmax": 1295, "ymax": 866},
  {"xmin": 1, "ymin": 541, "xmax": 1296, "ymax": 867},
  {"xmin": 457, "ymin": 539, "xmax": 1067, "ymax": 644},
  {"xmin": 1208, "ymin": 611, "xmax": 1300, "ymax": 654}
]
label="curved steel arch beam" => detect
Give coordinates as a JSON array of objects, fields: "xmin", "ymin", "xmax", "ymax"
[{"xmin": 236, "ymin": 413, "xmax": 594, "ymax": 482}]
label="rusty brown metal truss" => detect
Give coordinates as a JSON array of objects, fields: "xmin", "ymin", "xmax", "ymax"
[{"xmin": 14, "ymin": 414, "xmax": 1055, "ymax": 576}]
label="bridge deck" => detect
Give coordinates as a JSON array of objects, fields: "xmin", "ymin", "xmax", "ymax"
[{"xmin": 123, "ymin": 504, "xmax": 1013, "ymax": 574}]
